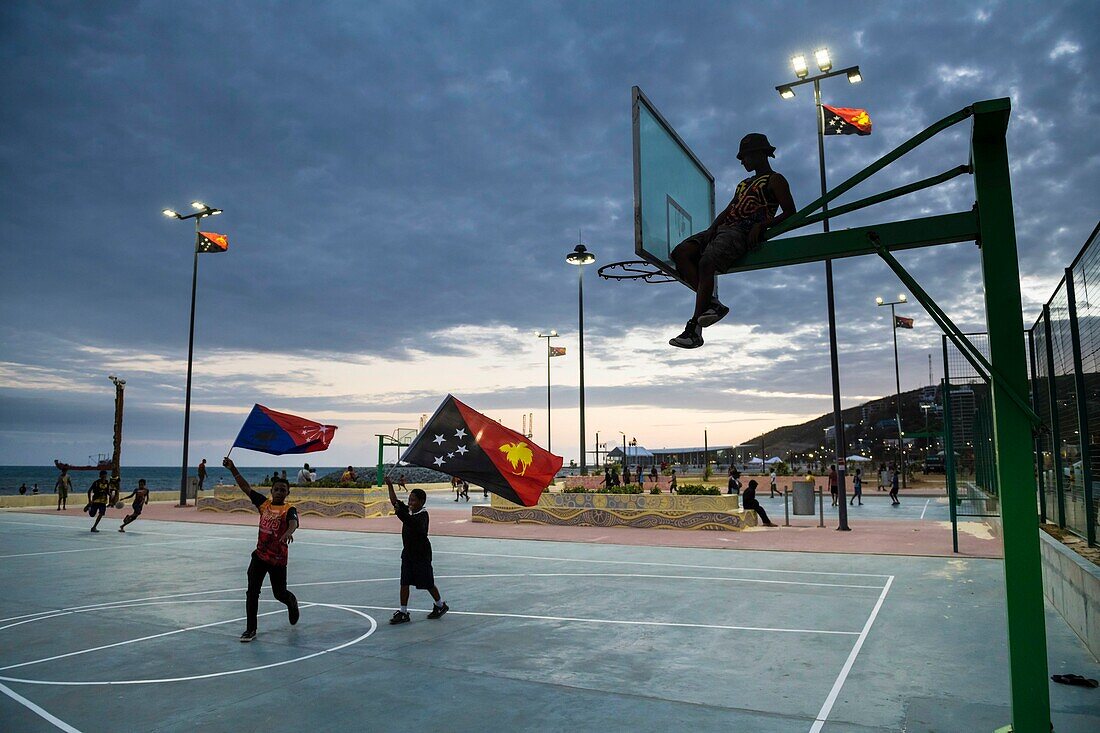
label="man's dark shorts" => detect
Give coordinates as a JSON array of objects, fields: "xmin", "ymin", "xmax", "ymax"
[
  {"xmin": 88, "ymin": 502, "xmax": 107, "ymax": 517},
  {"xmin": 130, "ymin": 504, "xmax": 143, "ymax": 516},
  {"xmin": 678, "ymin": 225, "xmax": 755, "ymax": 272},
  {"xmin": 400, "ymin": 558, "xmax": 435, "ymax": 590}
]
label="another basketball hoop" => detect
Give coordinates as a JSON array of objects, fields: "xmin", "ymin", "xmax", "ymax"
[{"xmin": 597, "ymin": 260, "xmax": 678, "ymax": 284}]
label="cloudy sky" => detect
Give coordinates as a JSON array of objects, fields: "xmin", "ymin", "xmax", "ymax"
[{"xmin": 1, "ymin": 0, "xmax": 1096, "ymax": 467}]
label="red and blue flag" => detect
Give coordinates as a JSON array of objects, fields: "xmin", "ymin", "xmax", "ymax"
[{"xmin": 232, "ymin": 404, "xmax": 337, "ymax": 455}]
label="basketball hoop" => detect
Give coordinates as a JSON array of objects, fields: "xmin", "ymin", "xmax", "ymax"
[{"xmin": 597, "ymin": 260, "xmax": 678, "ymax": 284}]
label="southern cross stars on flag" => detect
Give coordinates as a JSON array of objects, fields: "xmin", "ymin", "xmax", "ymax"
[
  {"xmin": 401, "ymin": 394, "xmax": 562, "ymax": 506},
  {"xmin": 822, "ymin": 104, "xmax": 872, "ymax": 136},
  {"xmin": 196, "ymin": 231, "xmax": 229, "ymax": 253},
  {"xmin": 895, "ymin": 315, "xmax": 914, "ymax": 329}
]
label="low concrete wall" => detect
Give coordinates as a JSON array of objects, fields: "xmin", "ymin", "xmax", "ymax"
[
  {"xmin": 1039, "ymin": 529, "xmax": 1100, "ymax": 659},
  {"xmin": 0, "ymin": 490, "xmax": 179, "ymax": 509},
  {"xmin": 472, "ymin": 491, "xmax": 756, "ymax": 531},
  {"xmin": 197, "ymin": 484, "xmax": 394, "ymax": 518}
]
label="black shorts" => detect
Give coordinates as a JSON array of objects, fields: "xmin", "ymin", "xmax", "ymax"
[
  {"xmin": 89, "ymin": 502, "xmax": 107, "ymax": 517},
  {"xmin": 400, "ymin": 558, "xmax": 435, "ymax": 589},
  {"xmin": 130, "ymin": 504, "xmax": 144, "ymax": 516}
]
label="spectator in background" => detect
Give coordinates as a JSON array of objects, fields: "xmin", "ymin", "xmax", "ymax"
[
  {"xmin": 849, "ymin": 468, "xmax": 863, "ymax": 506},
  {"xmin": 197, "ymin": 459, "xmax": 208, "ymax": 491},
  {"xmin": 341, "ymin": 466, "xmax": 358, "ymax": 484},
  {"xmin": 769, "ymin": 468, "xmax": 779, "ymax": 498},
  {"xmin": 828, "ymin": 465, "xmax": 838, "ymax": 507},
  {"xmin": 743, "ymin": 479, "xmax": 778, "ymax": 527},
  {"xmin": 670, "ymin": 469, "xmax": 678, "ymax": 494},
  {"xmin": 889, "ymin": 464, "xmax": 901, "ymax": 505},
  {"xmin": 281, "ymin": 470, "xmax": 288, "ymax": 482},
  {"xmin": 727, "ymin": 466, "xmax": 741, "ymax": 495},
  {"xmin": 623, "ymin": 465, "xmax": 632, "ymax": 485},
  {"xmin": 56, "ymin": 469, "xmax": 71, "ymax": 510},
  {"xmin": 297, "ymin": 464, "xmax": 313, "ymax": 486},
  {"xmin": 19, "ymin": 483, "xmax": 27, "ymax": 495},
  {"xmin": 32, "ymin": 483, "xmax": 39, "ymax": 495}
]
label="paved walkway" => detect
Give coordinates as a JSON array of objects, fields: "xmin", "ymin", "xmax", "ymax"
[{"xmin": 11, "ymin": 493, "xmax": 1001, "ymax": 558}]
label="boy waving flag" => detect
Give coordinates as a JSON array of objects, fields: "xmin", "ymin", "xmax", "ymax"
[{"xmin": 402, "ymin": 395, "xmax": 562, "ymax": 507}]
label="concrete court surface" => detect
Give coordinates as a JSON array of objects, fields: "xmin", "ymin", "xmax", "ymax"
[{"xmin": 0, "ymin": 512, "xmax": 1096, "ymax": 733}]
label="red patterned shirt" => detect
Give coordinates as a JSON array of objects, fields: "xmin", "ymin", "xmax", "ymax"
[{"xmin": 248, "ymin": 490, "xmax": 299, "ymax": 566}]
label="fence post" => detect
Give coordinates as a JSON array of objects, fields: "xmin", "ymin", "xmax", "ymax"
[
  {"xmin": 1064, "ymin": 269, "xmax": 1097, "ymax": 546},
  {"xmin": 1043, "ymin": 305, "xmax": 1068, "ymax": 528},
  {"xmin": 942, "ymin": 336, "xmax": 959, "ymax": 554},
  {"xmin": 1028, "ymin": 328, "xmax": 1046, "ymax": 524}
]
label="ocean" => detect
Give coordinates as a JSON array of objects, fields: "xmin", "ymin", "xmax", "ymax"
[{"xmin": 0, "ymin": 466, "xmax": 347, "ymax": 494}]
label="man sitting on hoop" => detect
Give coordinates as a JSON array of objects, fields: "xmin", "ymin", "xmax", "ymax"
[{"xmin": 669, "ymin": 133, "xmax": 795, "ymax": 349}]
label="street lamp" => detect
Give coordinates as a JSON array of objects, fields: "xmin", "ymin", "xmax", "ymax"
[
  {"xmin": 163, "ymin": 201, "xmax": 223, "ymax": 506},
  {"xmin": 877, "ymin": 293, "xmax": 909, "ymax": 487},
  {"xmin": 775, "ymin": 49, "xmax": 862, "ymax": 531},
  {"xmin": 535, "ymin": 330, "xmax": 558, "ymax": 452},
  {"xmin": 566, "ymin": 243, "xmax": 595, "ymax": 474}
]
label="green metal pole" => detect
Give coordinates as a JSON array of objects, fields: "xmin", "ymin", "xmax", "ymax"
[
  {"xmin": 942, "ymin": 335, "xmax": 959, "ymax": 553},
  {"xmin": 1063, "ymin": 269, "xmax": 1097, "ymax": 546},
  {"xmin": 971, "ymin": 100, "xmax": 1051, "ymax": 732},
  {"xmin": 1043, "ymin": 306, "xmax": 1067, "ymax": 528},
  {"xmin": 376, "ymin": 435, "xmax": 385, "ymax": 487}
]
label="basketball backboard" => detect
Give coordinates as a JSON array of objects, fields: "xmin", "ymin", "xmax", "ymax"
[{"xmin": 632, "ymin": 86, "xmax": 715, "ymax": 278}]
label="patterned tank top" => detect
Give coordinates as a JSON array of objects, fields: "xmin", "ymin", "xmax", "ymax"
[{"xmin": 720, "ymin": 173, "xmax": 780, "ymax": 230}]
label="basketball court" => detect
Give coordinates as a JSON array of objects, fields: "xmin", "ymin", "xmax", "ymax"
[{"xmin": 0, "ymin": 512, "xmax": 1096, "ymax": 732}]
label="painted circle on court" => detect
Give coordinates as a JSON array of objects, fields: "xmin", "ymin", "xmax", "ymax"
[{"xmin": 0, "ymin": 599, "xmax": 376, "ymax": 686}]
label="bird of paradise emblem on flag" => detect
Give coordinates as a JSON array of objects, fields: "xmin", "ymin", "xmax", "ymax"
[{"xmin": 499, "ymin": 442, "xmax": 534, "ymax": 476}]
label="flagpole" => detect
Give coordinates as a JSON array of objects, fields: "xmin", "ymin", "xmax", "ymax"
[{"xmin": 814, "ymin": 77, "xmax": 851, "ymax": 531}]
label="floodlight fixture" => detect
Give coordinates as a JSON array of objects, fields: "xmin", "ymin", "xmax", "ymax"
[
  {"xmin": 778, "ymin": 85, "xmax": 795, "ymax": 100},
  {"xmin": 814, "ymin": 48, "xmax": 832, "ymax": 72},
  {"xmin": 566, "ymin": 244, "xmax": 596, "ymax": 266},
  {"xmin": 899, "ymin": 293, "xmax": 908, "ymax": 302},
  {"xmin": 791, "ymin": 54, "xmax": 808, "ymax": 78},
  {"xmin": 875, "ymin": 296, "xmax": 884, "ymax": 305},
  {"xmin": 162, "ymin": 208, "xmax": 180, "ymax": 218},
  {"xmin": 191, "ymin": 201, "xmax": 207, "ymax": 210},
  {"xmin": 847, "ymin": 68, "xmax": 862, "ymax": 84}
]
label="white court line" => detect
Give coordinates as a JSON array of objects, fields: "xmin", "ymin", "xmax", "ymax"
[
  {"xmin": 0, "ymin": 518, "xmax": 893, "ymax": 579},
  {"xmin": 0, "ymin": 604, "xmax": 301, "ymax": 671},
  {"xmin": 342, "ymin": 603, "xmax": 859, "ymax": 636},
  {"xmin": 0, "ymin": 681, "xmax": 83, "ymax": 732},
  {"xmin": 919, "ymin": 499, "xmax": 931, "ymax": 520},
  {"xmin": 808, "ymin": 575, "xmax": 895, "ymax": 733},
  {"xmin": 0, "ymin": 536, "xmax": 226, "ymax": 559}
]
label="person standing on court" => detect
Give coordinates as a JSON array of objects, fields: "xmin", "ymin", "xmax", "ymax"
[
  {"xmin": 889, "ymin": 464, "xmax": 901, "ymax": 505},
  {"xmin": 623, "ymin": 464, "xmax": 632, "ymax": 485},
  {"xmin": 849, "ymin": 468, "xmax": 863, "ymax": 506},
  {"xmin": 197, "ymin": 458, "xmax": 208, "ymax": 491},
  {"xmin": 668, "ymin": 133, "xmax": 796, "ymax": 349},
  {"xmin": 828, "ymin": 465, "xmax": 839, "ymax": 506},
  {"xmin": 669, "ymin": 469, "xmax": 678, "ymax": 494},
  {"xmin": 769, "ymin": 468, "xmax": 779, "ymax": 498},
  {"xmin": 878, "ymin": 463, "xmax": 887, "ymax": 491},
  {"xmin": 742, "ymin": 479, "xmax": 778, "ymax": 527},
  {"xmin": 223, "ymin": 457, "xmax": 300, "ymax": 642},
  {"xmin": 296, "ymin": 463, "xmax": 312, "ymax": 486},
  {"xmin": 55, "ymin": 469, "xmax": 71, "ymax": 510}
]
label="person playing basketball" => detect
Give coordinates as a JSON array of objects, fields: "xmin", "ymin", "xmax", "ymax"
[
  {"xmin": 118, "ymin": 479, "xmax": 150, "ymax": 532},
  {"xmin": 669, "ymin": 133, "xmax": 796, "ymax": 349}
]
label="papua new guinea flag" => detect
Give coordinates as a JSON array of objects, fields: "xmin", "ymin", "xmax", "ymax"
[
  {"xmin": 402, "ymin": 394, "xmax": 563, "ymax": 506},
  {"xmin": 822, "ymin": 104, "xmax": 872, "ymax": 136},
  {"xmin": 895, "ymin": 315, "xmax": 914, "ymax": 329},
  {"xmin": 232, "ymin": 404, "xmax": 337, "ymax": 455},
  {"xmin": 196, "ymin": 231, "xmax": 229, "ymax": 253}
]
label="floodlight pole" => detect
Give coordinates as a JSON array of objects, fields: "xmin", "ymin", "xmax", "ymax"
[
  {"xmin": 536, "ymin": 332, "xmax": 558, "ymax": 452},
  {"xmin": 775, "ymin": 63, "xmax": 861, "ymax": 531},
  {"xmin": 164, "ymin": 204, "xmax": 222, "ymax": 507}
]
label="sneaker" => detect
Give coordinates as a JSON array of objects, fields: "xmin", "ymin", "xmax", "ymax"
[
  {"xmin": 669, "ymin": 321, "xmax": 703, "ymax": 349},
  {"xmin": 426, "ymin": 602, "xmax": 449, "ymax": 620},
  {"xmin": 288, "ymin": 597, "xmax": 300, "ymax": 625},
  {"xmin": 696, "ymin": 300, "xmax": 730, "ymax": 328},
  {"xmin": 90, "ymin": 528, "xmax": 99, "ymax": 533},
  {"xmin": 389, "ymin": 610, "xmax": 411, "ymax": 625},
  {"xmin": 239, "ymin": 629, "xmax": 257, "ymax": 643},
  {"xmin": 118, "ymin": 526, "xmax": 125, "ymax": 532}
]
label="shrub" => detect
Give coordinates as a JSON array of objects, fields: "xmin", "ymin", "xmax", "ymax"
[
  {"xmin": 674, "ymin": 484, "xmax": 721, "ymax": 496},
  {"xmin": 649, "ymin": 487, "xmax": 662, "ymax": 495},
  {"xmin": 563, "ymin": 485, "xmax": 644, "ymax": 495}
]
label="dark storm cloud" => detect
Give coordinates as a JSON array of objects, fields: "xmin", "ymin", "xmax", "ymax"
[{"xmin": 1, "ymin": 0, "xmax": 1097, "ymax": 461}]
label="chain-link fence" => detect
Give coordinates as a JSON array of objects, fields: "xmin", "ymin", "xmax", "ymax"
[
  {"xmin": 1028, "ymin": 220, "xmax": 1100, "ymax": 547},
  {"xmin": 942, "ymin": 333, "xmax": 1000, "ymax": 552}
]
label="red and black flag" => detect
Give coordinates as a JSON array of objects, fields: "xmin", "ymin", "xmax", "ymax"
[
  {"xmin": 402, "ymin": 394, "xmax": 563, "ymax": 506},
  {"xmin": 895, "ymin": 315, "xmax": 914, "ymax": 329},
  {"xmin": 822, "ymin": 105, "xmax": 872, "ymax": 136},
  {"xmin": 548, "ymin": 346, "xmax": 566, "ymax": 357},
  {"xmin": 196, "ymin": 231, "xmax": 229, "ymax": 254}
]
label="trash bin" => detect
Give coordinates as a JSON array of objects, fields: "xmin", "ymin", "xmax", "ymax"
[
  {"xmin": 186, "ymin": 476, "xmax": 199, "ymax": 500},
  {"xmin": 791, "ymin": 481, "xmax": 815, "ymax": 515}
]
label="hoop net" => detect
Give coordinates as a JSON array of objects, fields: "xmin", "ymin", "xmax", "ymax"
[{"xmin": 597, "ymin": 260, "xmax": 678, "ymax": 284}]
